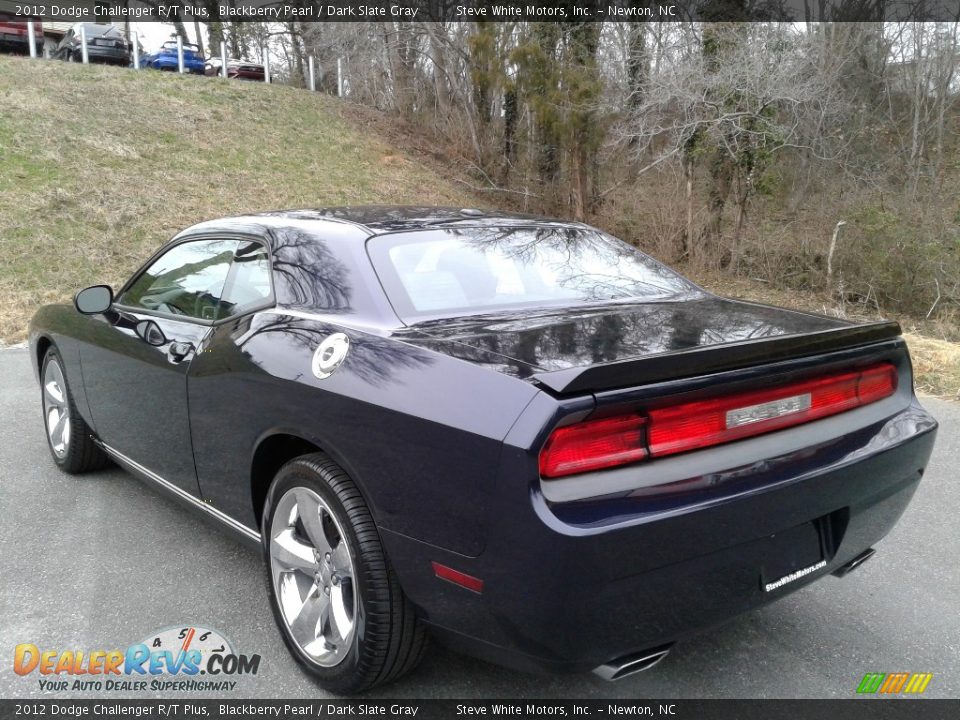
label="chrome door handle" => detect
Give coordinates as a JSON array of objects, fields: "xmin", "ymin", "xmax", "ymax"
[{"xmin": 168, "ymin": 341, "xmax": 195, "ymax": 362}]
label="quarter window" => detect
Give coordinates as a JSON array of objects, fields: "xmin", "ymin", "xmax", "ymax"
[{"xmin": 219, "ymin": 241, "xmax": 273, "ymax": 318}]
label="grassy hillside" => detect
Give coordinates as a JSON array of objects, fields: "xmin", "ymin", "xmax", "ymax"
[
  {"xmin": 0, "ymin": 54, "xmax": 476, "ymax": 341},
  {"xmin": 1, "ymin": 55, "xmax": 956, "ymax": 398}
]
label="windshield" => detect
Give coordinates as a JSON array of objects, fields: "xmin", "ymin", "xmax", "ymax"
[{"xmin": 367, "ymin": 226, "xmax": 698, "ymax": 322}]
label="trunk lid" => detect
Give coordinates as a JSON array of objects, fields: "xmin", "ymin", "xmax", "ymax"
[{"xmin": 399, "ymin": 296, "xmax": 901, "ymax": 394}]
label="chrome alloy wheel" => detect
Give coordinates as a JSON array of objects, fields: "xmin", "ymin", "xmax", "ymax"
[
  {"xmin": 42, "ymin": 359, "xmax": 71, "ymax": 459},
  {"xmin": 269, "ymin": 487, "xmax": 357, "ymax": 667}
]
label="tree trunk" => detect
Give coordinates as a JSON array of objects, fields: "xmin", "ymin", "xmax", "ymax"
[
  {"xmin": 683, "ymin": 157, "xmax": 694, "ymax": 260},
  {"xmin": 565, "ymin": 21, "xmax": 602, "ymax": 219},
  {"xmin": 703, "ymin": 150, "xmax": 733, "ymax": 250},
  {"xmin": 426, "ymin": 24, "xmax": 452, "ymax": 120},
  {"xmin": 193, "ymin": 18, "xmax": 204, "ymax": 57},
  {"xmin": 626, "ymin": 19, "xmax": 648, "ymax": 132},
  {"xmin": 531, "ymin": 23, "xmax": 562, "ymax": 198},
  {"xmin": 384, "ymin": 22, "xmax": 417, "ymax": 119},
  {"xmin": 288, "ymin": 22, "xmax": 305, "ymax": 88},
  {"xmin": 503, "ymin": 84, "xmax": 518, "ymax": 168}
]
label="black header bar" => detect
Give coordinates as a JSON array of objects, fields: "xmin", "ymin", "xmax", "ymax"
[{"xmin": 6, "ymin": 0, "xmax": 960, "ymax": 23}]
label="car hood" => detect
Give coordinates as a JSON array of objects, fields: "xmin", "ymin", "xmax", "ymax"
[{"xmin": 395, "ymin": 296, "xmax": 853, "ymax": 379}]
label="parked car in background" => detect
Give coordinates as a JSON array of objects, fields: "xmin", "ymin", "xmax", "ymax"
[
  {"xmin": 205, "ymin": 56, "xmax": 265, "ymax": 81},
  {"xmin": 54, "ymin": 23, "xmax": 131, "ymax": 65},
  {"xmin": 140, "ymin": 39, "xmax": 205, "ymax": 74},
  {"xmin": 0, "ymin": 11, "xmax": 43, "ymax": 55}
]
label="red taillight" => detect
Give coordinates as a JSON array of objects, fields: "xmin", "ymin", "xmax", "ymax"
[
  {"xmin": 857, "ymin": 364, "xmax": 899, "ymax": 404},
  {"xmin": 539, "ymin": 414, "xmax": 647, "ymax": 478},
  {"xmin": 539, "ymin": 363, "xmax": 898, "ymax": 478},
  {"xmin": 647, "ymin": 363, "xmax": 897, "ymax": 458}
]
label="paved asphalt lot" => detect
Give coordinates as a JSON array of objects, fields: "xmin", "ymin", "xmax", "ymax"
[{"xmin": 0, "ymin": 347, "xmax": 957, "ymax": 700}]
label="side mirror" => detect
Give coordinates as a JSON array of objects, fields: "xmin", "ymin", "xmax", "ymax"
[
  {"xmin": 135, "ymin": 319, "xmax": 167, "ymax": 347},
  {"xmin": 74, "ymin": 285, "xmax": 113, "ymax": 315}
]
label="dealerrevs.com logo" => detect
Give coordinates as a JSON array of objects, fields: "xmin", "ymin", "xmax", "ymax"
[{"xmin": 13, "ymin": 625, "xmax": 261, "ymax": 693}]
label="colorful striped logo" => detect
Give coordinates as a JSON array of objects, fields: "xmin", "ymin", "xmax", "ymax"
[{"xmin": 857, "ymin": 672, "xmax": 933, "ymax": 694}]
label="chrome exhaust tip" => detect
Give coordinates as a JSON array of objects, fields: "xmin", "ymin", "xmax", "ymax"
[
  {"xmin": 832, "ymin": 547, "xmax": 876, "ymax": 578},
  {"xmin": 592, "ymin": 645, "xmax": 673, "ymax": 681}
]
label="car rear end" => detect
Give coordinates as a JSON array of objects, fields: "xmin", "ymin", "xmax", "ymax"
[
  {"xmin": 230, "ymin": 61, "xmax": 265, "ymax": 81},
  {"xmin": 83, "ymin": 28, "xmax": 130, "ymax": 65},
  {"xmin": 0, "ymin": 12, "xmax": 42, "ymax": 54},
  {"xmin": 362, "ymin": 220, "xmax": 937, "ymax": 675},
  {"xmin": 412, "ymin": 329, "xmax": 936, "ymax": 676}
]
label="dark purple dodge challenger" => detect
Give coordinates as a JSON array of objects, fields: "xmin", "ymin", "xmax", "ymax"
[{"xmin": 29, "ymin": 207, "xmax": 937, "ymax": 692}]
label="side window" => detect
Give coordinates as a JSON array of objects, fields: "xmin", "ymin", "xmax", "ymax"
[
  {"xmin": 219, "ymin": 241, "xmax": 273, "ymax": 318},
  {"xmin": 119, "ymin": 239, "xmax": 238, "ymax": 321}
]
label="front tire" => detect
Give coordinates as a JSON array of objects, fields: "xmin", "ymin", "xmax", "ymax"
[
  {"xmin": 40, "ymin": 348, "xmax": 110, "ymax": 473},
  {"xmin": 263, "ymin": 453, "xmax": 426, "ymax": 693}
]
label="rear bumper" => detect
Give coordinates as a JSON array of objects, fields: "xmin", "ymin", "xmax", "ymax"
[
  {"xmin": 0, "ymin": 35, "xmax": 33, "ymax": 52},
  {"xmin": 84, "ymin": 47, "xmax": 130, "ymax": 64},
  {"xmin": 148, "ymin": 57, "xmax": 205, "ymax": 73},
  {"xmin": 382, "ymin": 399, "xmax": 937, "ymax": 674}
]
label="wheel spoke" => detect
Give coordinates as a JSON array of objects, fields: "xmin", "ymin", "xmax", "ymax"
[
  {"xmin": 329, "ymin": 583, "xmax": 353, "ymax": 644},
  {"xmin": 44, "ymin": 381, "xmax": 64, "ymax": 406},
  {"xmin": 295, "ymin": 489, "xmax": 332, "ymax": 555},
  {"xmin": 330, "ymin": 542, "xmax": 351, "ymax": 575},
  {"xmin": 51, "ymin": 412, "xmax": 68, "ymax": 446},
  {"xmin": 271, "ymin": 529, "xmax": 317, "ymax": 573},
  {"xmin": 289, "ymin": 590, "xmax": 329, "ymax": 646}
]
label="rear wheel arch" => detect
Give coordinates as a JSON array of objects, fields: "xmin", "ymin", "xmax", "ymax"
[
  {"xmin": 251, "ymin": 434, "xmax": 321, "ymax": 529},
  {"xmin": 250, "ymin": 433, "xmax": 378, "ymax": 532}
]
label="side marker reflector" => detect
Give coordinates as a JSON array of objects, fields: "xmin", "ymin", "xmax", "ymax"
[{"xmin": 431, "ymin": 562, "xmax": 484, "ymax": 593}]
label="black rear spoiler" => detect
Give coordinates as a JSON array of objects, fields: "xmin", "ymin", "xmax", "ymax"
[{"xmin": 531, "ymin": 321, "xmax": 903, "ymax": 395}]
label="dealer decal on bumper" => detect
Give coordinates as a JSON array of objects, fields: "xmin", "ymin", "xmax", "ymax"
[{"xmin": 763, "ymin": 559, "xmax": 828, "ymax": 592}]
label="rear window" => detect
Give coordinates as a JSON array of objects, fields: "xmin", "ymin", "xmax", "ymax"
[
  {"xmin": 367, "ymin": 227, "xmax": 698, "ymax": 321},
  {"xmin": 81, "ymin": 24, "xmax": 120, "ymax": 37}
]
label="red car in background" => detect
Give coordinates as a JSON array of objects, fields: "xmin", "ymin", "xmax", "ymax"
[
  {"xmin": 0, "ymin": 12, "xmax": 43, "ymax": 55},
  {"xmin": 205, "ymin": 56, "xmax": 265, "ymax": 81}
]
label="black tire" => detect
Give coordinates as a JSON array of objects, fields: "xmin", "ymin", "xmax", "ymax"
[
  {"xmin": 40, "ymin": 347, "xmax": 111, "ymax": 474},
  {"xmin": 262, "ymin": 453, "xmax": 426, "ymax": 693}
]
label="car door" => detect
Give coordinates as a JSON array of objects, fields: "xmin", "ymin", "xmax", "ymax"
[
  {"xmin": 186, "ymin": 239, "xmax": 275, "ymax": 518},
  {"xmin": 79, "ymin": 237, "xmax": 239, "ymax": 496}
]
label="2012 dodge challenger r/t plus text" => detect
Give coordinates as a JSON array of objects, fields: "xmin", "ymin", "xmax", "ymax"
[{"xmin": 29, "ymin": 207, "xmax": 937, "ymax": 692}]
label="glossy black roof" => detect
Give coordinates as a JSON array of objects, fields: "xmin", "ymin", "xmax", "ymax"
[{"xmin": 255, "ymin": 205, "xmax": 582, "ymax": 234}]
